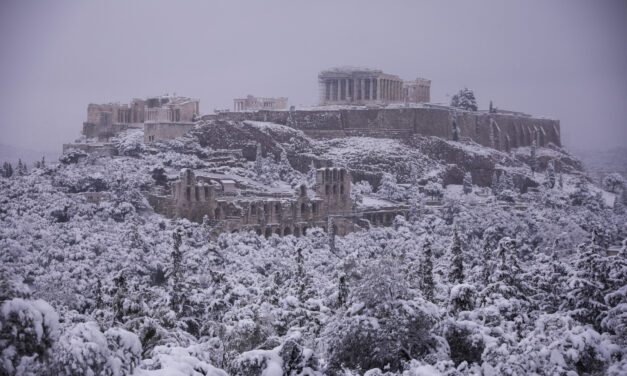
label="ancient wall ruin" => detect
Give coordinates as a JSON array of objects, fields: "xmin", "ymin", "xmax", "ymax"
[{"xmin": 203, "ymin": 107, "xmax": 561, "ymax": 151}]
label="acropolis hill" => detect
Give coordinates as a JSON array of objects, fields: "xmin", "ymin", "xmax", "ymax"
[
  {"xmin": 77, "ymin": 67, "xmax": 560, "ymax": 153},
  {"xmin": 63, "ymin": 67, "xmax": 567, "ymax": 234}
]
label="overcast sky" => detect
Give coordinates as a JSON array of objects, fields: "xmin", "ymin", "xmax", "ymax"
[{"xmin": 0, "ymin": 0, "xmax": 625, "ymax": 152}]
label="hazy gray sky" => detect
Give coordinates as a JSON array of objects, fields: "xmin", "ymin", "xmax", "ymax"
[{"xmin": 1, "ymin": 0, "xmax": 626, "ymax": 152}]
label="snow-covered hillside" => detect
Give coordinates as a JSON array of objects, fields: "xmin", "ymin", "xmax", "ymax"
[{"xmin": 1, "ymin": 126, "xmax": 626, "ymax": 375}]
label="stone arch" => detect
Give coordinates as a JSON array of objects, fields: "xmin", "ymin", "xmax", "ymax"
[
  {"xmin": 504, "ymin": 135, "xmax": 511, "ymax": 152},
  {"xmin": 265, "ymin": 228, "xmax": 272, "ymax": 238},
  {"xmin": 256, "ymin": 228, "xmax": 262, "ymax": 236},
  {"xmin": 302, "ymin": 226, "xmax": 308, "ymax": 235},
  {"xmin": 214, "ymin": 207, "xmax": 221, "ymax": 219},
  {"xmin": 300, "ymin": 202, "xmax": 307, "ymax": 218},
  {"xmin": 283, "ymin": 227, "xmax": 292, "ymax": 236},
  {"xmin": 275, "ymin": 227, "xmax": 282, "ymax": 236},
  {"xmin": 333, "ymin": 184, "xmax": 338, "ymax": 194},
  {"xmin": 294, "ymin": 227, "xmax": 301, "ymax": 237}
]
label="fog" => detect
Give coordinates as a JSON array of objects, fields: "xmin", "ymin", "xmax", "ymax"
[{"xmin": 0, "ymin": 0, "xmax": 625, "ymax": 153}]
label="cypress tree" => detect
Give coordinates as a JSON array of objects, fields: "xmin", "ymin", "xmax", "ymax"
[
  {"xmin": 449, "ymin": 229, "xmax": 464, "ymax": 284},
  {"xmin": 420, "ymin": 238, "xmax": 435, "ymax": 301}
]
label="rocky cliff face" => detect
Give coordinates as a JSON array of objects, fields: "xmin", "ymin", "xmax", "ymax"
[{"xmin": 188, "ymin": 119, "xmax": 581, "ymax": 191}]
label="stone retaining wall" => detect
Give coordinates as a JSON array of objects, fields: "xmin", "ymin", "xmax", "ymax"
[{"xmin": 203, "ymin": 107, "xmax": 560, "ymax": 151}]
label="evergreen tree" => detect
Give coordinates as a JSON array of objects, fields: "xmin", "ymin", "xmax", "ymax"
[
  {"xmin": 450, "ymin": 88, "xmax": 478, "ymax": 111},
  {"xmin": 295, "ymin": 248, "xmax": 311, "ymax": 302},
  {"xmin": 1, "ymin": 162, "xmax": 13, "ymax": 178},
  {"xmin": 378, "ymin": 172, "xmax": 404, "ymax": 201},
  {"xmin": 169, "ymin": 229, "xmax": 184, "ymax": 316},
  {"xmin": 16, "ymin": 159, "xmax": 26, "ymax": 176},
  {"xmin": 558, "ymin": 171, "xmax": 564, "ymax": 190},
  {"xmin": 420, "ymin": 238, "xmax": 435, "ymax": 301},
  {"xmin": 337, "ymin": 274, "xmax": 348, "ymax": 307},
  {"xmin": 112, "ymin": 271, "xmax": 128, "ymax": 324},
  {"xmin": 462, "ymin": 172, "xmax": 472, "ymax": 194},
  {"xmin": 449, "ymin": 229, "xmax": 464, "ymax": 284},
  {"xmin": 564, "ymin": 242, "xmax": 608, "ymax": 330}
]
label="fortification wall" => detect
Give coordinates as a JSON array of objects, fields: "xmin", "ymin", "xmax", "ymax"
[{"xmin": 203, "ymin": 107, "xmax": 560, "ymax": 151}]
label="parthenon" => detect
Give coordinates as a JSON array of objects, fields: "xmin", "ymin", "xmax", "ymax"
[{"xmin": 318, "ymin": 67, "xmax": 430, "ymax": 105}]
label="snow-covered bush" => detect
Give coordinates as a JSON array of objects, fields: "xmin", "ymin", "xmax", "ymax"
[
  {"xmin": 53, "ymin": 322, "xmax": 141, "ymax": 376},
  {"xmin": 114, "ymin": 130, "xmax": 145, "ymax": 157},
  {"xmin": 602, "ymin": 172, "xmax": 625, "ymax": 193},
  {"xmin": 0, "ymin": 298, "xmax": 60, "ymax": 375}
]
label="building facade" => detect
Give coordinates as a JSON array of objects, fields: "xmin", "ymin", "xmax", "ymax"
[
  {"xmin": 82, "ymin": 94, "xmax": 199, "ymax": 142},
  {"xmin": 318, "ymin": 67, "xmax": 431, "ymax": 106},
  {"xmin": 233, "ymin": 95, "xmax": 288, "ymax": 112},
  {"xmin": 403, "ymin": 78, "xmax": 431, "ymax": 103},
  {"xmin": 318, "ymin": 67, "xmax": 405, "ymax": 106}
]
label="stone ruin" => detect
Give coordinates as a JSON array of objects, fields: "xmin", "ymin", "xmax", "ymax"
[{"xmin": 148, "ymin": 167, "xmax": 408, "ymax": 238}]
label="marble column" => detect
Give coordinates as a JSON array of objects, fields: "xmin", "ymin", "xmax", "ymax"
[
  {"xmin": 360, "ymin": 79, "xmax": 365, "ymax": 101},
  {"xmin": 336, "ymin": 79, "xmax": 340, "ymax": 102}
]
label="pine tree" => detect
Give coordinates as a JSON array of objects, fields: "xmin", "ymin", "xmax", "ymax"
[
  {"xmin": 337, "ymin": 274, "xmax": 348, "ymax": 307},
  {"xmin": 558, "ymin": 171, "xmax": 564, "ymax": 190},
  {"xmin": 16, "ymin": 159, "xmax": 25, "ymax": 176},
  {"xmin": 295, "ymin": 248, "xmax": 311, "ymax": 302},
  {"xmin": 169, "ymin": 228, "xmax": 184, "ymax": 316},
  {"xmin": 450, "ymin": 88, "xmax": 478, "ymax": 111},
  {"xmin": 463, "ymin": 172, "xmax": 472, "ymax": 194},
  {"xmin": 449, "ymin": 229, "xmax": 464, "ymax": 284},
  {"xmin": 1, "ymin": 162, "xmax": 13, "ymax": 178},
  {"xmin": 94, "ymin": 279, "xmax": 104, "ymax": 310},
  {"xmin": 420, "ymin": 238, "xmax": 435, "ymax": 301},
  {"xmin": 379, "ymin": 172, "xmax": 403, "ymax": 201},
  {"xmin": 564, "ymin": 242, "xmax": 608, "ymax": 330},
  {"xmin": 112, "ymin": 271, "xmax": 128, "ymax": 324}
]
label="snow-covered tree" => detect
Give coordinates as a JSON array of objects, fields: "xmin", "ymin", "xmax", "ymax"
[
  {"xmin": 449, "ymin": 229, "xmax": 464, "ymax": 284},
  {"xmin": 0, "ymin": 298, "xmax": 60, "ymax": 374},
  {"xmin": 450, "ymin": 88, "xmax": 478, "ymax": 111},
  {"xmin": 1, "ymin": 162, "xmax": 13, "ymax": 178},
  {"xmin": 378, "ymin": 172, "xmax": 404, "ymax": 201},
  {"xmin": 423, "ymin": 181, "xmax": 444, "ymax": 201},
  {"xmin": 602, "ymin": 172, "xmax": 625, "ymax": 193},
  {"xmin": 419, "ymin": 238, "xmax": 435, "ymax": 301},
  {"xmin": 564, "ymin": 242, "xmax": 609, "ymax": 330}
]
